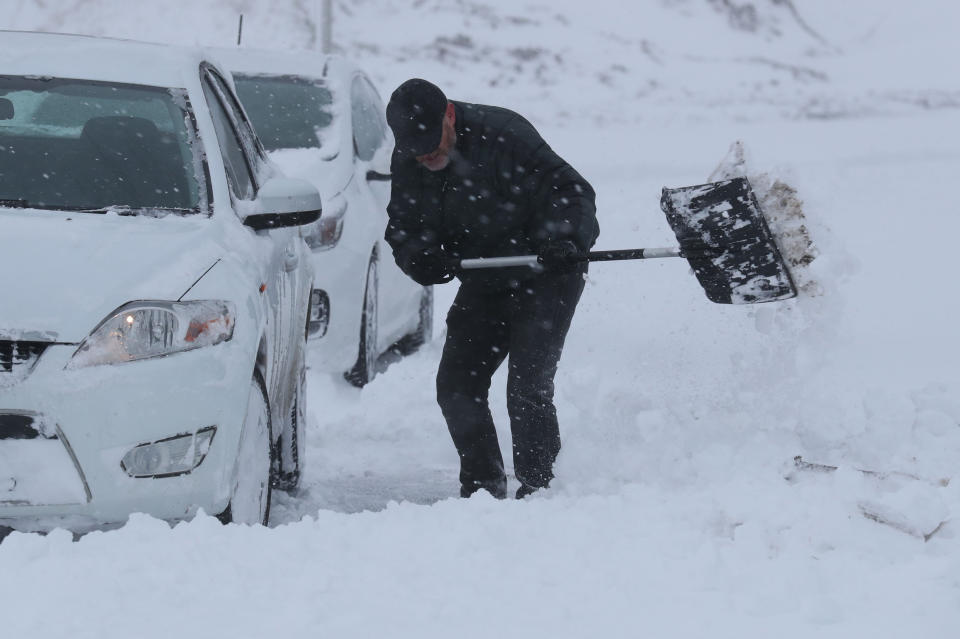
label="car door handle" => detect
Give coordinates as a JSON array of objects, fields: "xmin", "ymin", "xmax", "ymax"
[{"xmin": 366, "ymin": 170, "xmax": 391, "ymax": 182}]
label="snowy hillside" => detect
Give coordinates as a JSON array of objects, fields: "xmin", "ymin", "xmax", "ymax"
[
  {"xmin": 9, "ymin": 0, "xmax": 960, "ymax": 123},
  {"xmin": 3, "ymin": 1, "xmax": 960, "ymax": 637}
]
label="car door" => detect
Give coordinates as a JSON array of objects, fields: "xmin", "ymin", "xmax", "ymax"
[
  {"xmin": 349, "ymin": 74, "xmax": 418, "ymax": 333},
  {"xmin": 201, "ymin": 67, "xmax": 303, "ymax": 414}
]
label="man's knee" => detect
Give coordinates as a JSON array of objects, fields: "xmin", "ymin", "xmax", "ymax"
[
  {"xmin": 506, "ymin": 376, "xmax": 556, "ymax": 417},
  {"xmin": 436, "ymin": 383, "xmax": 465, "ymax": 416},
  {"xmin": 437, "ymin": 374, "xmax": 487, "ymax": 416}
]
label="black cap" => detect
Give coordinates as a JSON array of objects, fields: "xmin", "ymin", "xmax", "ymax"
[{"xmin": 386, "ymin": 79, "xmax": 447, "ymax": 157}]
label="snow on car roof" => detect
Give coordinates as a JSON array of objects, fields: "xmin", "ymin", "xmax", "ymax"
[{"xmin": 0, "ymin": 30, "xmax": 208, "ymax": 88}]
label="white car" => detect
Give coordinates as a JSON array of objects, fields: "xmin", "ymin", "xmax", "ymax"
[
  {"xmin": 0, "ymin": 32, "xmax": 321, "ymax": 532},
  {"xmin": 212, "ymin": 48, "xmax": 432, "ymax": 387}
]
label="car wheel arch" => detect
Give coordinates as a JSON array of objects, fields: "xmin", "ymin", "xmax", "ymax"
[
  {"xmin": 255, "ymin": 336, "xmax": 268, "ymax": 385},
  {"xmin": 253, "ymin": 334, "xmax": 277, "ymax": 447},
  {"xmin": 354, "ymin": 244, "xmax": 378, "ymax": 325},
  {"xmin": 343, "ymin": 248, "xmax": 380, "ymax": 387}
]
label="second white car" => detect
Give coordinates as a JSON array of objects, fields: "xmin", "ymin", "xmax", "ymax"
[{"xmin": 211, "ymin": 47, "xmax": 433, "ymax": 387}]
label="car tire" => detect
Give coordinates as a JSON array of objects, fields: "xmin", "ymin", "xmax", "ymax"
[
  {"xmin": 393, "ymin": 286, "xmax": 433, "ymax": 356},
  {"xmin": 344, "ymin": 254, "xmax": 379, "ymax": 388},
  {"xmin": 218, "ymin": 369, "xmax": 273, "ymax": 526},
  {"xmin": 274, "ymin": 359, "xmax": 306, "ymax": 492}
]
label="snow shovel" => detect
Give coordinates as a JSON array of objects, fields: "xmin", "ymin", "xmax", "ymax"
[{"xmin": 457, "ymin": 177, "xmax": 797, "ymax": 305}]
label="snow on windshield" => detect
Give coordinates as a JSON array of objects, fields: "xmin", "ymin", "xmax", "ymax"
[
  {"xmin": 232, "ymin": 74, "xmax": 335, "ymax": 152},
  {"xmin": 0, "ymin": 77, "xmax": 202, "ymax": 214}
]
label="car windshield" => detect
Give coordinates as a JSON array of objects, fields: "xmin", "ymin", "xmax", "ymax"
[
  {"xmin": 0, "ymin": 76, "xmax": 202, "ymax": 214},
  {"xmin": 233, "ymin": 74, "xmax": 334, "ymax": 152}
]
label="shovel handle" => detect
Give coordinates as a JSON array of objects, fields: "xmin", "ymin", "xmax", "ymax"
[
  {"xmin": 586, "ymin": 248, "xmax": 682, "ymax": 261},
  {"xmin": 457, "ymin": 247, "xmax": 689, "ymax": 270},
  {"xmin": 457, "ymin": 255, "xmax": 544, "ymax": 270}
]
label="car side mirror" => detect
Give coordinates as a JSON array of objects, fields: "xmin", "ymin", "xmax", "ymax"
[
  {"xmin": 0, "ymin": 98, "xmax": 14, "ymax": 120},
  {"xmin": 243, "ymin": 177, "xmax": 322, "ymax": 231}
]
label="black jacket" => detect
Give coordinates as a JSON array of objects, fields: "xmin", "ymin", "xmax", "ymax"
[{"xmin": 385, "ymin": 101, "xmax": 599, "ymax": 289}]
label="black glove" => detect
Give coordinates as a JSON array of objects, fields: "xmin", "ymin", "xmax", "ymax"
[
  {"xmin": 407, "ymin": 247, "xmax": 456, "ymax": 286},
  {"xmin": 538, "ymin": 239, "xmax": 582, "ymax": 273}
]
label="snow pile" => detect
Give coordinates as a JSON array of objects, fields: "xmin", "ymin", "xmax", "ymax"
[
  {"xmin": 2, "ymin": 491, "xmax": 959, "ymax": 638},
  {"xmin": 708, "ymin": 141, "xmax": 817, "ymax": 284}
]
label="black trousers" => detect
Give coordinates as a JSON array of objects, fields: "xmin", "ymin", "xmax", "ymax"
[{"xmin": 436, "ymin": 266, "xmax": 586, "ymax": 498}]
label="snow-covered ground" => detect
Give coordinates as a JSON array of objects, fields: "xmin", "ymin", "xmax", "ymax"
[{"xmin": 3, "ymin": 1, "xmax": 960, "ymax": 637}]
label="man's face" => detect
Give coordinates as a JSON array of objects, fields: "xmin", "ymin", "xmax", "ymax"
[{"xmin": 415, "ymin": 104, "xmax": 456, "ymax": 171}]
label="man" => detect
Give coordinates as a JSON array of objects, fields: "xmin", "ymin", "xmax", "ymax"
[{"xmin": 384, "ymin": 78, "xmax": 599, "ymax": 499}]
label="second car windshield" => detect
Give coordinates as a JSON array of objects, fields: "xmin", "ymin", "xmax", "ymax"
[
  {"xmin": 0, "ymin": 76, "xmax": 202, "ymax": 214},
  {"xmin": 233, "ymin": 74, "xmax": 334, "ymax": 152}
]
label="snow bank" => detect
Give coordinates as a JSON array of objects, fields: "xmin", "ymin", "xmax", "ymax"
[{"xmin": 2, "ymin": 488, "xmax": 958, "ymax": 638}]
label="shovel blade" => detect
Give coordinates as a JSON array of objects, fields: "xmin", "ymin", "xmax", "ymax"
[{"xmin": 660, "ymin": 177, "xmax": 797, "ymax": 304}]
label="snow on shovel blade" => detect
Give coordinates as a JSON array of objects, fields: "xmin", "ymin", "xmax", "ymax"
[{"xmin": 660, "ymin": 177, "xmax": 797, "ymax": 304}]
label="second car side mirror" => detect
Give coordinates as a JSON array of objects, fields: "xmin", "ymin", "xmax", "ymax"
[{"xmin": 244, "ymin": 177, "xmax": 322, "ymax": 231}]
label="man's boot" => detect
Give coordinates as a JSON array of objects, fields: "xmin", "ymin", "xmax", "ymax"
[
  {"xmin": 461, "ymin": 478, "xmax": 507, "ymax": 500},
  {"xmin": 515, "ymin": 483, "xmax": 540, "ymax": 499}
]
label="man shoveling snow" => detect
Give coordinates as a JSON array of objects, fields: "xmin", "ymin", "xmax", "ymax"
[{"xmin": 383, "ymin": 78, "xmax": 600, "ymax": 500}]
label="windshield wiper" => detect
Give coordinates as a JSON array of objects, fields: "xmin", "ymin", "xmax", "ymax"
[
  {"xmin": 72, "ymin": 205, "xmax": 200, "ymax": 218},
  {"xmin": 71, "ymin": 206, "xmax": 138, "ymax": 216},
  {"xmin": 0, "ymin": 201, "xmax": 126, "ymax": 214},
  {"xmin": 0, "ymin": 201, "xmax": 199, "ymax": 216}
]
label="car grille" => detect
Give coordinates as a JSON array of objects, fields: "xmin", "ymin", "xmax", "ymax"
[
  {"xmin": 0, "ymin": 341, "xmax": 49, "ymax": 377},
  {"xmin": 0, "ymin": 413, "xmax": 41, "ymax": 439},
  {"xmin": 0, "ymin": 411, "xmax": 91, "ymax": 506}
]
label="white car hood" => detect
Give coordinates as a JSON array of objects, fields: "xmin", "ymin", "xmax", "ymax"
[
  {"xmin": 268, "ymin": 148, "xmax": 351, "ymax": 202},
  {"xmin": 0, "ymin": 210, "xmax": 222, "ymax": 343}
]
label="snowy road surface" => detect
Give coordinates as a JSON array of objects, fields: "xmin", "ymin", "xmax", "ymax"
[{"xmin": 3, "ymin": 1, "xmax": 960, "ymax": 637}]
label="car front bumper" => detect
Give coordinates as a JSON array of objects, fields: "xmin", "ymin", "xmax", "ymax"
[{"xmin": 0, "ymin": 341, "xmax": 251, "ymax": 533}]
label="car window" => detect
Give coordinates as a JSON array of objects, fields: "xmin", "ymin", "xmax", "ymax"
[
  {"xmin": 233, "ymin": 74, "xmax": 334, "ymax": 152},
  {"xmin": 201, "ymin": 77, "xmax": 255, "ymax": 201},
  {"xmin": 0, "ymin": 76, "xmax": 202, "ymax": 213},
  {"xmin": 350, "ymin": 76, "xmax": 386, "ymax": 162}
]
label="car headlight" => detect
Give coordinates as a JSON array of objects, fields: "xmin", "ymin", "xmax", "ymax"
[
  {"xmin": 303, "ymin": 198, "xmax": 345, "ymax": 251},
  {"xmin": 67, "ymin": 300, "xmax": 235, "ymax": 369}
]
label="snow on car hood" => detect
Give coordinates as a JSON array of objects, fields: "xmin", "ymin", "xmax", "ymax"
[
  {"xmin": 0, "ymin": 209, "xmax": 222, "ymax": 343},
  {"xmin": 268, "ymin": 148, "xmax": 351, "ymax": 201}
]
